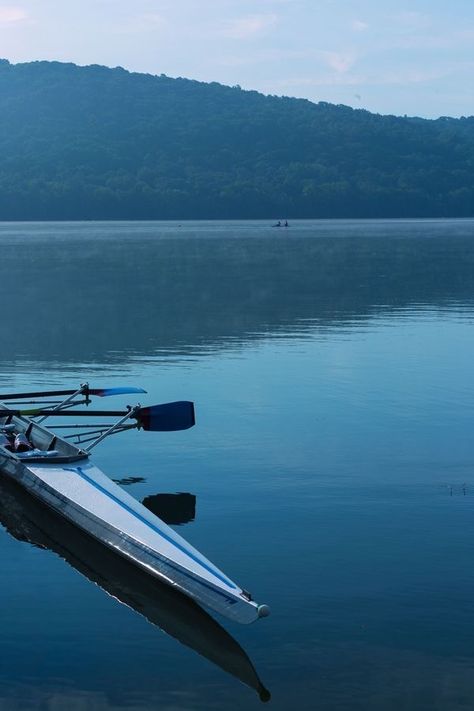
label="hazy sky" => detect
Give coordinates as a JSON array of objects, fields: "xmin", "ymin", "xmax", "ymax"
[{"xmin": 1, "ymin": 0, "xmax": 473, "ymax": 118}]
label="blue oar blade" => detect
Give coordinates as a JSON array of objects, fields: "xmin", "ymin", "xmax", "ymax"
[
  {"xmin": 138, "ymin": 401, "xmax": 195, "ymax": 431},
  {"xmin": 89, "ymin": 387, "xmax": 147, "ymax": 397}
]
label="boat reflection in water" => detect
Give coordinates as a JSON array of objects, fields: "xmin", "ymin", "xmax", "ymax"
[
  {"xmin": 142, "ymin": 492, "xmax": 196, "ymax": 525},
  {"xmin": 0, "ymin": 476, "xmax": 270, "ymax": 702}
]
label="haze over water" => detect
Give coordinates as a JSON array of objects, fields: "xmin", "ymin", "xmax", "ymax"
[{"xmin": 1, "ymin": 219, "xmax": 474, "ymax": 709}]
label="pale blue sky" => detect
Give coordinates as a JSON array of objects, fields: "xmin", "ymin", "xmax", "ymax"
[{"xmin": 1, "ymin": 0, "xmax": 473, "ymax": 118}]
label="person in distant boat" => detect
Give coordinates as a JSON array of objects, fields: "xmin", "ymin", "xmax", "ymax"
[{"xmin": 284, "ymin": 220, "xmax": 289, "ymax": 227}]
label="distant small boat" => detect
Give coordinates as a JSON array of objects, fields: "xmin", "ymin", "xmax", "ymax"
[{"xmin": 272, "ymin": 221, "xmax": 281, "ymax": 227}]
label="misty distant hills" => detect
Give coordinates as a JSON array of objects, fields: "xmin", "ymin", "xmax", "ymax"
[{"xmin": 0, "ymin": 58, "xmax": 473, "ymax": 220}]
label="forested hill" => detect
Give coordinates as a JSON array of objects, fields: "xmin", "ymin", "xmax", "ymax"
[{"xmin": 0, "ymin": 58, "xmax": 473, "ymax": 220}]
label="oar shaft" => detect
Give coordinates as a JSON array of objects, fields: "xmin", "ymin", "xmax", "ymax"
[
  {"xmin": 0, "ymin": 389, "xmax": 80, "ymax": 400},
  {"xmin": 0, "ymin": 409, "xmax": 131, "ymax": 418}
]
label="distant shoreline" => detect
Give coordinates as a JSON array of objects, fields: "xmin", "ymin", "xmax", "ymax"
[{"xmin": 0, "ymin": 216, "xmax": 474, "ymax": 225}]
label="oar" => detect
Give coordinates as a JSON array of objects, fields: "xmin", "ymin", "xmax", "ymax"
[
  {"xmin": 1, "ymin": 401, "xmax": 196, "ymax": 432},
  {"xmin": 0, "ymin": 386, "xmax": 147, "ymax": 400},
  {"xmin": 137, "ymin": 401, "xmax": 195, "ymax": 431}
]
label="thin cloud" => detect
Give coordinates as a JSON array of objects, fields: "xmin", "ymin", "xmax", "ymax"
[
  {"xmin": 457, "ymin": 28, "xmax": 474, "ymax": 40},
  {"xmin": 378, "ymin": 66, "xmax": 469, "ymax": 85},
  {"xmin": 217, "ymin": 47, "xmax": 323, "ymax": 67},
  {"xmin": 270, "ymin": 74, "xmax": 367, "ymax": 89},
  {"xmin": 0, "ymin": 6, "xmax": 28, "ymax": 25},
  {"xmin": 271, "ymin": 66, "xmax": 454, "ymax": 92},
  {"xmin": 385, "ymin": 31, "xmax": 469, "ymax": 51},
  {"xmin": 352, "ymin": 20, "xmax": 368, "ymax": 32},
  {"xmin": 391, "ymin": 11, "xmax": 431, "ymax": 31},
  {"xmin": 113, "ymin": 12, "xmax": 167, "ymax": 34},
  {"xmin": 320, "ymin": 51, "xmax": 357, "ymax": 73},
  {"xmin": 221, "ymin": 14, "xmax": 278, "ymax": 39}
]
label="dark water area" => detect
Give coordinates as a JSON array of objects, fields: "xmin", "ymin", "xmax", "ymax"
[{"xmin": 1, "ymin": 219, "xmax": 474, "ymax": 709}]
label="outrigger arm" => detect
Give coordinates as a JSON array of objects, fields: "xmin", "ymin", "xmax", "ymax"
[
  {"xmin": 84, "ymin": 406, "xmax": 140, "ymax": 452},
  {"xmin": 37, "ymin": 384, "xmax": 87, "ymax": 423}
]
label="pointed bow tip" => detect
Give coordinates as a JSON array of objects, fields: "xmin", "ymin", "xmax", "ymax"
[
  {"xmin": 257, "ymin": 603, "xmax": 270, "ymax": 619},
  {"xmin": 258, "ymin": 686, "xmax": 271, "ymax": 703}
]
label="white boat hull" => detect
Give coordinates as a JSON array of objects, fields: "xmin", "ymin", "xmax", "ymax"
[{"xmin": 0, "ymin": 451, "xmax": 265, "ymax": 624}]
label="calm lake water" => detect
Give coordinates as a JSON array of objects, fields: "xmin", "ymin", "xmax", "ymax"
[{"xmin": 1, "ymin": 219, "xmax": 474, "ymax": 710}]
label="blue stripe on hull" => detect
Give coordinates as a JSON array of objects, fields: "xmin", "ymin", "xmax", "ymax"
[
  {"xmin": 64, "ymin": 466, "xmax": 238, "ymax": 590},
  {"xmin": 27, "ymin": 469, "xmax": 241, "ymax": 607}
]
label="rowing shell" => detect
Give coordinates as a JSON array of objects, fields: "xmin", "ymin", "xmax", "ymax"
[{"xmin": 0, "ymin": 406, "xmax": 269, "ymax": 624}]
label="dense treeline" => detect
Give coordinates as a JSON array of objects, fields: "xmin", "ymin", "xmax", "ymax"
[{"xmin": 0, "ymin": 58, "xmax": 473, "ymax": 220}]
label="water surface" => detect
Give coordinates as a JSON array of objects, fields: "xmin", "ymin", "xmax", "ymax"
[{"xmin": 1, "ymin": 219, "xmax": 474, "ymax": 710}]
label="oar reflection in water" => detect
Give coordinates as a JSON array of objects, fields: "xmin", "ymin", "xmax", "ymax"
[{"xmin": 0, "ymin": 477, "xmax": 270, "ymax": 702}]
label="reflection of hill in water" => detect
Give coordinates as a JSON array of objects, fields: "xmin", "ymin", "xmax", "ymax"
[{"xmin": 1, "ymin": 220, "xmax": 474, "ymax": 364}]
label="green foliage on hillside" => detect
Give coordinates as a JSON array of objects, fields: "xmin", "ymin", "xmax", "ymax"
[{"xmin": 0, "ymin": 59, "xmax": 473, "ymax": 219}]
